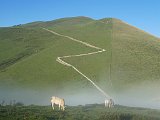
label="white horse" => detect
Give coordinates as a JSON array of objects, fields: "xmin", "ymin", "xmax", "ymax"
[
  {"xmin": 51, "ymin": 96, "xmax": 65, "ymax": 111},
  {"xmin": 105, "ymin": 99, "xmax": 114, "ymax": 108}
]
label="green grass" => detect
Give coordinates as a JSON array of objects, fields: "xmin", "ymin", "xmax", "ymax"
[
  {"xmin": 0, "ymin": 35, "xmax": 95, "ymax": 89},
  {"xmin": 0, "ymin": 27, "xmax": 58, "ymax": 70},
  {"xmin": 0, "ymin": 104, "xmax": 160, "ymax": 120},
  {"xmin": 0, "ymin": 16, "xmax": 160, "ymax": 105},
  {"xmin": 110, "ymin": 18, "xmax": 160, "ymax": 89}
]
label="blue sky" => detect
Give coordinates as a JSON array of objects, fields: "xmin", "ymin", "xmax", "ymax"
[{"xmin": 0, "ymin": 0, "xmax": 159, "ymax": 37}]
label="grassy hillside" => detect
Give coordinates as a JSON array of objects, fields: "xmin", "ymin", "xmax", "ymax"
[
  {"xmin": 0, "ymin": 16, "xmax": 160, "ymax": 106},
  {"xmin": 113, "ymin": 18, "xmax": 160, "ymax": 81},
  {"xmin": 0, "ymin": 104, "xmax": 160, "ymax": 120},
  {"xmin": 99, "ymin": 18, "xmax": 160, "ymax": 89},
  {"xmin": 0, "ymin": 27, "xmax": 59, "ymax": 70}
]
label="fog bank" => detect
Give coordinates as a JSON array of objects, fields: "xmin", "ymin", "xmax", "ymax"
[{"xmin": 0, "ymin": 81, "xmax": 160, "ymax": 109}]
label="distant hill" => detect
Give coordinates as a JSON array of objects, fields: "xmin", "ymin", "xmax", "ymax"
[{"xmin": 0, "ymin": 16, "xmax": 160, "ymax": 107}]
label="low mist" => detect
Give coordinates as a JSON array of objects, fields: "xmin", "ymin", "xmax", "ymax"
[
  {"xmin": 0, "ymin": 80, "xmax": 160, "ymax": 109},
  {"xmin": 113, "ymin": 80, "xmax": 160, "ymax": 109}
]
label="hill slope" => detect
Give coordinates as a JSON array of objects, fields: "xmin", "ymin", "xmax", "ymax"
[
  {"xmin": 0, "ymin": 17, "xmax": 160, "ymax": 107},
  {"xmin": 1, "ymin": 104, "xmax": 160, "ymax": 120}
]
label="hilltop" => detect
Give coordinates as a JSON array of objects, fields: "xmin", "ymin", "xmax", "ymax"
[{"xmin": 0, "ymin": 16, "xmax": 160, "ymax": 107}]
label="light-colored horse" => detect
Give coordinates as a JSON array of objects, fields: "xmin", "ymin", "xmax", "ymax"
[
  {"xmin": 51, "ymin": 96, "xmax": 65, "ymax": 111},
  {"xmin": 105, "ymin": 99, "xmax": 114, "ymax": 108}
]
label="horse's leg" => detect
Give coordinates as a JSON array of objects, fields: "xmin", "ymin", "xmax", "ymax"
[
  {"xmin": 61, "ymin": 105, "xmax": 63, "ymax": 110},
  {"xmin": 51, "ymin": 103, "xmax": 54, "ymax": 110},
  {"xmin": 59, "ymin": 104, "xmax": 60, "ymax": 110},
  {"xmin": 109, "ymin": 103, "xmax": 111, "ymax": 108},
  {"xmin": 53, "ymin": 103, "xmax": 55, "ymax": 110}
]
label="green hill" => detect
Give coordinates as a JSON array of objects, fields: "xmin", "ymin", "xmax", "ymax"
[{"xmin": 0, "ymin": 17, "xmax": 160, "ymax": 107}]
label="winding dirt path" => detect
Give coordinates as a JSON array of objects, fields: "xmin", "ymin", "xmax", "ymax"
[{"xmin": 43, "ymin": 28, "xmax": 111, "ymax": 99}]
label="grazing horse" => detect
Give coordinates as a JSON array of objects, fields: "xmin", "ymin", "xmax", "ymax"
[
  {"xmin": 51, "ymin": 96, "xmax": 65, "ymax": 111},
  {"xmin": 105, "ymin": 99, "xmax": 114, "ymax": 108}
]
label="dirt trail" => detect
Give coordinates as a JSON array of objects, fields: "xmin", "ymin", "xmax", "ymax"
[{"xmin": 43, "ymin": 28, "xmax": 111, "ymax": 99}]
